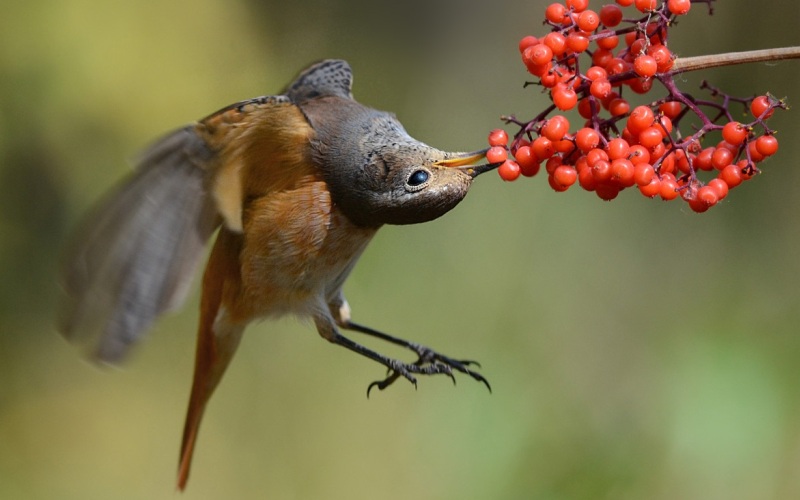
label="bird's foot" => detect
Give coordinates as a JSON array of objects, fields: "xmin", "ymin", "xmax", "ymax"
[{"xmin": 366, "ymin": 344, "xmax": 491, "ymax": 397}]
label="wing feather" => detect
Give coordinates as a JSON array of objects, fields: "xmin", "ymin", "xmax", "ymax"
[{"xmin": 58, "ymin": 126, "xmax": 220, "ymax": 363}]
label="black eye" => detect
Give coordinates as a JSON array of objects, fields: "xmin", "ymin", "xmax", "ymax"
[{"xmin": 407, "ymin": 169, "xmax": 429, "ymax": 187}]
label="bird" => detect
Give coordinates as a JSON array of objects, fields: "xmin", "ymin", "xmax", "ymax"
[{"xmin": 57, "ymin": 59, "xmax": 496, "ymax": 490}]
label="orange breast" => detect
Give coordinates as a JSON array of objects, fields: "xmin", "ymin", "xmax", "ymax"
[{"xmin": 199, "ymin": 98, "xmax": 377, "ymax": 321}]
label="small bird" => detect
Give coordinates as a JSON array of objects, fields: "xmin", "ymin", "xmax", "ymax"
[{"xmin": 58, "ymin": 59, "xmax": 495, "ymax": 490}]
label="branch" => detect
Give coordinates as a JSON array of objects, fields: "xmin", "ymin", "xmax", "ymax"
[{"xmin": 671, "ymin": 46, "xmax": 800, "ymax": 74}]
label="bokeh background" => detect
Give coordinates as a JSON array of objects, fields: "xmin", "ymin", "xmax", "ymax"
[{"xmin": 2, "ymin": 1, "xmax": 800, "ymax": 498}]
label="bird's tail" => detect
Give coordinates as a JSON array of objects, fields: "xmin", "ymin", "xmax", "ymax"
[{"xmin": 177, "ymin": 229, "xmax": 245, "ymax": 491}]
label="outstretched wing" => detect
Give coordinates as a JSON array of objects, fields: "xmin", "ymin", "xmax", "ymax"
[{"xmin": 58, "ymin": 126, "xmax": 221, "ymax": 363}]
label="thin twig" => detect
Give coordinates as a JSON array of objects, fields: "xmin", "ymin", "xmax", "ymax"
[{"xmin": 672, "ymin": 47, "xmax": 800, "ymax": 74}]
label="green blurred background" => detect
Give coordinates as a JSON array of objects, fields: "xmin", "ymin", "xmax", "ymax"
[{"xmin": 2, "ymin": 0, "xmax": 800, "ymax": 498}]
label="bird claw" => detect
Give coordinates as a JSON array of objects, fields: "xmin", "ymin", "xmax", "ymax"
[{"xmin": 365, "ymin": 346, "xmax": 491, "ymax": 397}]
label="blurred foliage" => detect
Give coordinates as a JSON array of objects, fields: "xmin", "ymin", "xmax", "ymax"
[{"xmin": 2, "ymin": 0, "xmax": 800, "ymax": 499}]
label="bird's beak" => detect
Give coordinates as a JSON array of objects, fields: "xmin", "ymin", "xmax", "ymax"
[{"xmin": 434, "ymin": 148, "xmax": 501, "ymax": 178}]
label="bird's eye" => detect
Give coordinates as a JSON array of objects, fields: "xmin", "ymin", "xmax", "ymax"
[{"xmin": 406, "ymin": 169, "xmax": 430, "ymax": 191}]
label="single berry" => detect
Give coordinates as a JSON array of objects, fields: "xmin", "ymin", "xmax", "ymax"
[
  {"xmin": 498, "ymin": 160, "xmax": 521, "ymax": 181},
  {"xmin": 719, "ymin": 164, "xmax": 744, "ymax": 188},
  {"xmin": 721, "ymin": 122, "xmax": 748, "ymax": 146},
  {"xmin": 552, "ymin": 84, "xmax": 578, "ymax": 110},
  {"xmin": 633, "ymin": 55, "xmax": 658, "ymax": 77},
  {"xmin": 545, "ymin": 3, "xmax": 568, "ymax": 24},
  {"xmin": 486, "ymin": 146, "xmax": 508, "ymax": 164},
  {"xmin": 514, "ymin": 145, "xmax": 541, "ymax": 177},
  {"xmin": 575, "ymin": 128, "xmax": 601, "ymax": 152},
  {"xmin": 553, "ymin": 165, "xmax": 578, "ymax": 188},
  {"xmin": 750, "ymin": 95, "xmax": 775, "ymax": 119},
  {"xmin": 532, "ymin": 136, "xmax": 555, "ymax": 160},
  {"xmin": 638, "ymin": 176, "xmax": 661, "ymax": 198},
  {"xmin": 542, "ymin": 115, "xmax": 570, "ymax": 141},
  {"xmin": 488, "ymin": 129, "xmax": 509, "ymax": 147},
  {"xmin": 599, "ymin": 4, "xmax": 623, "ymax": 27},
  {"xmin": 755, "ymin": 135, "xmax": 779, "ymax": 156},
  {"xmin": 606, "ymin": 138, "xmax": 631, "ymax": 160},
  {"xmin": 577, "ymin": 10, "xmax": 600, "ymax": 31},
  {"xmin": 635, "ymin": 0, "xmax": 658, "ymax": 13},
  {"xmin": 707, "ymin": 178, "xmax": 729, "ymax": 200},
  {"xmin": 627, "ymin": 106, "xmax": 655, "ymax": 135},
  {"xmin": 711, "ymin": 147, "xmax": 734, "ymax": 170},
  {"xmin": 667, "ymin": 0, "xmax": 692, "ymax": 15}
]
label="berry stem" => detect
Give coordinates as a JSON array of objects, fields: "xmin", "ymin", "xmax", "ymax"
[{"xmin": 671, "ymin": 46, "xmax": 800, "ymax": 74}]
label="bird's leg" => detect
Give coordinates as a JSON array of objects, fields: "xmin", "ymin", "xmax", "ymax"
[
  {"xmin": 342, "ymin": 321, "xmax": 491, "ymax": 395},
  {"xmin": 314, "ymin": 316, "xmax": 460, "ymax": 392}
]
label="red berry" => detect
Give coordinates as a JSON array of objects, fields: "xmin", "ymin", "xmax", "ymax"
[
  {"xmin": 627, "ymin": 106, "xmax": 655, "ymax": 135},
  {"xmin": 747, "ymin": 141, "xmax": 765, "ymax": 163},
  {"xmin": 693, "ymin": 186, "xmax": 719, "ymax": 212},
  {"xmin": 532, "ymin": 136, "xmax": 555, "ymax": 160},
  {"xmin": 633, "ymin": 55, "xmax": 658, "ymax": 77},
  {"xmin": 721, "ymin": 121, "xmax": 748, "ymax": 146},
  {"xmin": 667, "ymin": 0, "xmax": 692, "ymax": 15},
  {"xmin": 659, "ymin": 176, "xmax": 680, "ymax": 200},
  {"xmin": 552, "ymin": 84, "xmax": 578, "ymax": 110},
  {"xmin": 578, "ymin": 165, "xmax": 597, "ymax": 191},
  {"xmin": 654, "ymin": 115, "xmax": 673, "ymax": 135},
  {"xmin": 750, "ymin": 95, "xmax": 775, "ymax": 119},
  {"xmin": 543, "ymin": 32, "xmax": 568, "ymax": 56},
  {"xmin": 628, "ymin": 145, "xmax": 651, "ymax": 165},
  {"xmin": 590, "ymin": 79, "xmax": 612, "ymax": 100},
  {"xmin": 566, "ymin": 33, "xmax": 590, "ymax": 53},
  {"xmin": 514, "ymin": 146, "xmax": 541, "ymax": 177},
  {"xmin": 526, "ymin": 44, "xmax": 553, "ymax": 66},
  {"xmin": 606, "ymin": 138, "xmax": 630, "ymax": 160},
  {"xmin": 553, "ymin": 165, "xmax": 578, "ymax": 188},
  {"xmin": 610, "ymin": 158, "xmax": 635, "ymax": 187},
  {"xmin": 694, "ymin": 147, "xmax": 715, "ymax": 171},
  {"xmin": 585, "ymin": 66, "xmax": 607, "ymax": 81},
  {"xmin": 647, "ymin": 44, "xmax": 674, "ymax": 72},
  {"xmin": 542, "ymin": 115, "xmax": 570, "ymax": 141},
  {"xmin": 707, "ymin": 178, "xmax": 729, "ymax": 200},
  {"xmin": 586, "ymin": 148, "xmax": 609, "ymax": 166},
  {"xmin": 577, "ymin": 10, "xmax": 600, "ymax": 31},
  {"xmin": 607, "ymin": 98, "xmax": 630, "ymax": 117},
  {"xmin": 659, "ymin": 101, "xmax": 683, "ymax": 119},
  {"xmin": 638, "ymin": 176, "xmax": 661, "ymax": 198},
  {"xmin": 545, "ymin": 3, "xmax": 568, "ymax": 24},
  {"xmin": 566, "ymin": 0, "xmax": 589, "ymax": 11},
  {"xmin": 488, "ymin": 129, "xmax": 509, "ymax": 147},
  {"xmin": 596, "ymin": 30, "xmax": 619, "ymax": 50},
  {"xmin": 486, "ymin": 146, "xmax": 508, "ymax": 164},
  {"xmin": 548, "ymin": 173, "xmax": 570, "ymax": 192},
  {"xmin": 592, "ymin": 159, "xmax": 613, "ymax": 183},
  {"xmin": 634, "ymin": 162, "xmax": 655, "ymax": 186},
  {"xmin": 719, "ymin": 164, "xmax": 744, "ymax": 188},
  {"xmin": 498, "ymin": 160, "xmax": 521, "ymax": 181},
  {"xmin": 755, "ymin": 135, "xmax": 779, "ymax": 156},
  {"xmin": 711, "ymin": 147, "xmax": 734, "ymax": 170},
  {"xmin": 595, "ymin": 183, "xmax": 621, "ymax": 201},
  {"xmin": 575, "ymin": 128, "xmax": 601, "ymax": 152},
  {"xmin": 592, "ymin": 48, "xmax": 614, "ymax": 68},
  {"xmin": 519, "ymin": 36, "xmax": 539, "ymax": 54},
  {"xmin": 635, "ymin": 0, "xmax": 658, "ymax": 13},
  {"xmin": 638, "ymin": 127, "xmax": 664, "ymax": 149},
  {"xmin": 599, "ymin": 4, "xmax": 623, "ymax": 27}
]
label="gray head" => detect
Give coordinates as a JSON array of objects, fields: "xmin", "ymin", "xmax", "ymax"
[{"xmin": 288, "ymin": 60, "xmax": 494, "ymax": 227}]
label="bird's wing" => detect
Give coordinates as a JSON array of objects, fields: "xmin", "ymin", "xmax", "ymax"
[{"xmin": 58, "ymin": 125, "xmax": 222, "ymax": 363}]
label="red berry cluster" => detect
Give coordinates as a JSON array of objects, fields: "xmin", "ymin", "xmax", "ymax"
[{"xmin": 489, "ymin": 0, "xmax": 786, "ymax": 212}]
